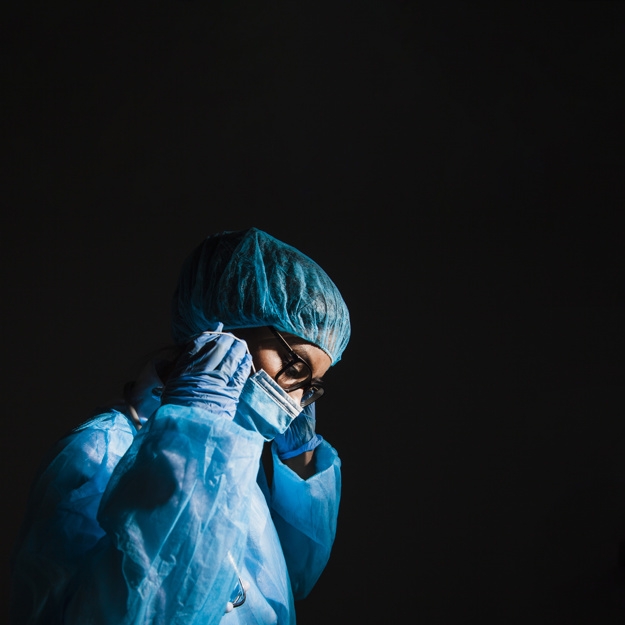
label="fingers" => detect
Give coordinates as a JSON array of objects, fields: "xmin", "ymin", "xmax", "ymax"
[
  {"xmin": 192, "ymin": 332, "xmax": 237, "ymax": 372},
  {"xmin": 219, "ymin": 337, "xmax": 252, "ymax": 383},
  {"xmin": 168, "ymin": 330, "xmax": 252, "ymax": 396},
  {"xmin": 190, "ymin": 331, "xmax": 251, "ymax": 379}
]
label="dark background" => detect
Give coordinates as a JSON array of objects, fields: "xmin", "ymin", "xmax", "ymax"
[{"xmin": 2, "ymin": 2, "xmax": 625, "ymax": 623}]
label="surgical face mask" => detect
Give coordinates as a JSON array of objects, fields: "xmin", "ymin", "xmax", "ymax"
[{"xmin": 233, "ymin": 370, "xmax": 302, "ymax": 441}]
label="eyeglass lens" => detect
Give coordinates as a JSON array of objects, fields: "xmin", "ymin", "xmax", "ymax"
[{"xmin": 269, "ymin": 327, "xmax": 325, "ymax": 407}]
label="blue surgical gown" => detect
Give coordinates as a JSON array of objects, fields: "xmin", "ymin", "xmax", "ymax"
[{"xmin": 11, "ymin": 401, "xmax": 341, "ymax": 624}]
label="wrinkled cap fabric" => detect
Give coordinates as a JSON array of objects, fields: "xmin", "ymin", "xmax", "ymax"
[{"xmin": 170, "ymin": 228, "xmax": 351, "ymax": 365}]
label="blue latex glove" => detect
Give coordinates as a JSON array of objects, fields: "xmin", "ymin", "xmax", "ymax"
[
  {"xmin": 273, "ymin": 403, "xmax": 323, "ymax": 460},
  {"xmin": 161, "ymin": 325, "xmax": 252, "ymax": 419}
]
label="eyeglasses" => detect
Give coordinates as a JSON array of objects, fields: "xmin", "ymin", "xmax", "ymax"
[{"xmin": 268, "ymin": 327, "xmax": 324, "ymax": 407}]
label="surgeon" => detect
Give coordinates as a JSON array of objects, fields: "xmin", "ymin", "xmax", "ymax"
[{"xmin": 10, "ymin": 227, "xmax": 351, "ymax": 625}]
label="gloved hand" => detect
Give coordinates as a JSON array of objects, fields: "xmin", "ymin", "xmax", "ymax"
[
  {"xmin": 161, "ymin": 324, "xmax": 253, "ymax": 419},
  {"xmin": 273, "ymin": 403, "xmax": 323, "ymax": 460}
]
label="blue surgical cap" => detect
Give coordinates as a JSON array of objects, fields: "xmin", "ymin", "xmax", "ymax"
[{"xmin": 170, "ymin": 228, "xmax": 351, "ymax": 365}]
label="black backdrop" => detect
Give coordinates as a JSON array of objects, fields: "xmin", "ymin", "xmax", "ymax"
[{"xmin": 3, "ymin": 2, "xmax": 625, "ymax": 623}]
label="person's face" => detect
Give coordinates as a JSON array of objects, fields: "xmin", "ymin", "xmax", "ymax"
[{"xmin": 232, "ymin": 327, "xmax": 332, "ymax": 407}]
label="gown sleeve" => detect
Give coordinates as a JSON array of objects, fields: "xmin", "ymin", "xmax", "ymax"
[
  {"xmin": 63, "ymin": 403, "xmax": 266, "ymax": 625},
  {"xmin": 268, "ymin": 439, "xmax": 342, "ymax": 600},
  {"xmin": 9, "ymin": 411, "xmax": 136, "ymax": 625}
]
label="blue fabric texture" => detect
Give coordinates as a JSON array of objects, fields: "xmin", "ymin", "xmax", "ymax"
[
  {"xmin": 170, "ymin": 228, "xmax": 351, "ymax": 365},
  {"xmin": 10, "ymin": 387, "xmax": 341, "ymax": 625}
]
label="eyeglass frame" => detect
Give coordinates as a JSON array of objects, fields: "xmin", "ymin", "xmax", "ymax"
[{"xmin": 267, "ymin": 327, "xmax": 325, "ymax": 407}]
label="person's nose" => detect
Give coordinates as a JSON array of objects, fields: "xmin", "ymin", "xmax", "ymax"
[{"xmin": 288, "ymin": 388, "xmax": 304, "ymax": 407}]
